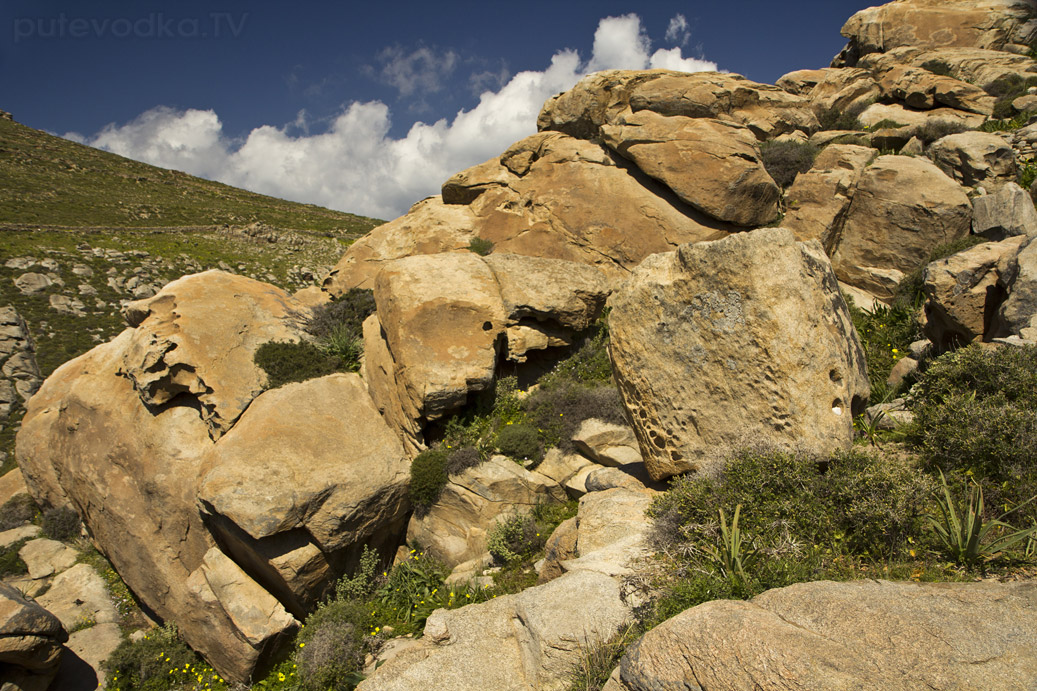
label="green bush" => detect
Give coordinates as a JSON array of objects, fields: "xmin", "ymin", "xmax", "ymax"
[
  {"xmin": 468, "ymin": 237, "xmax": 495, "ymax": 256},
  {"xmin": 912, "ymin": 345, "xmax": 1037, "ymax": 517},
  {"xmin": 538, "ymin": 316, "xmax": 613, "ymax": 388},
  {"xmin": 818, "ymin": 107, "xmax": 865, "ymax": 132},
  {"xmin": 487, "ymin": 512, "xmax": 547, "ymax": 564},
  {"xmin": 892, "ymin": 235, "xmax": 987, "ymax": 311},
  {"xmin": 495, "ymin": 423, "xmax": 543, "ymax": 464},
  {"xmin": 847, "ymin": 301, "xmax": 921, "ymax": 401},
  {"xmin": 984, "ymin": 74, "xmax": 1037, "ymax": 121},
  {"xmin": 374, "ymin": 550, "xmax": 451, "ymax": 629},
  {"xmin": 759, "ymin": 140, "xmax": 819, "ymax": 188},
  {"xmin": 0, "ymin": 538, "xmax": 29, "ymax": 577},
  {"xmin": 444, "ymin": 446, "xmax": 483, "ymax": 476},
  {"xmin": 103, "ymin": 624, "xmax": 221, "ymax": 691},
  {"xmin": 254, "ymin": 340, "xmax": 342, "ymax": 389},
  {"xmin": 0, "ymin": 493, "xmax": 38, "ymax": 530},
  {"xmin": 866, "ymin": 119, "xmax": 907, "ymax": 131},
  {"xmin": 1019, "ymin": 159, "xmax": 1037, "ymax": 189},
  {"xmin": 306, "ymin": 288, "xmax": 376, "ymax": 342},
  {"xmin": 41, "ymin": 505, "xmax": 81, "ymax": 541},
  {"xmin": 409, "ymin": 449, "xmax": 449, "ymax": 509}
]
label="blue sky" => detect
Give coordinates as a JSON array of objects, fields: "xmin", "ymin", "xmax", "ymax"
[{"xmin": 1, "ymin": 1, "xmax": 873, "ymax": 219}]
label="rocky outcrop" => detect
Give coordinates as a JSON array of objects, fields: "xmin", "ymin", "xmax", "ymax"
[
  {"xmin": 407, "ymin": 456, "xmax": 566, "ymax": 569},
  {"xmin": 996, "ymin": 236, "xmax": 1037, "ymax": 340},
  {"xmin": 0, "ymin": 582, "xmax": 67, "ymax": 691},
  {"xmin": 608, "ymin": 228, "xmax": 869, "ymax": 481},
  {"xmin": 877, "ymin": 65, "xmax": 995, "ymax": 114},
  {"xmin": 923, "ymin": 236, "xmax": 1027, "ymax": 348},
  {"xmin": 834, "ymin": 0, "xmax": 1037, "ymax": 65},
  {"xmin": 858, "ymin": 46, "xmax": 1037, "ymax": 93},
  {"xmin": 14, "ymin": 271, "xmax": 418, "ymax": 683},
  {"xmin": 605, "ymin": 579, "xmax": 1037, "ymax": 691}
]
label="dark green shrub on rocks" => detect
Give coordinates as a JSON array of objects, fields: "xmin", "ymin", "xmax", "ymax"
[
  {"xmin": 759, "ymin": 140, "xmax": 818, "ymax": 188},
  {"xmin": 0, "ymin": 493, "xmax": 38, "ymax": 530},
  {"xmin": 528, "ymin": 382, "xmax": 627, "ymax": 453},
  {"xmin": 409, "ymin": 449, "xmax": 449, "ymax": 510},
  {"xmin": 41, "ymin": 505, "xmax": 81, "ymax": 541},
  {"xmin": 254, "ymin": 340, "xmax": 342, "ymax": 389},
  {"xmin": 495, "ymin": 423, "xmax": 543, "ymax": 464}
]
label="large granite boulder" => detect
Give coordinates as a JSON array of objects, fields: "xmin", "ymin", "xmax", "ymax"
[
  {"xmin": 830, "ymin": 155, "xmax": 973, "ymax": 299},
  {"xmin": 973, "ymin": 182, "xmax": 1037, "ymax": 239},
  {"xmin": 877, "ymin": 65, "xmax": 995, "ymax": 115},
  {"xmin": 996, "ymin": 236, "xmax": 1037, "ymax": 340},
  {"xmin": 0, "ymin": 582, "xmax": 66, "ymax": 691},
  {"xmin": 15, "ymin": 271, "xmax": 411, "ymax": 682},
  {"xmin": 607, "ymin": 228, "xmax": 869, "ymax": 481},
  {"xmin": 858, "ymin": 46, "xmax": 1037, "ymax": 93},
  {"xmin": 928, "ymin": 132, "xmax": 1017, "ymax": 191},
  {"xmin": 605, "ymin": 579, "xmax": 1037, "ymax": 691}
]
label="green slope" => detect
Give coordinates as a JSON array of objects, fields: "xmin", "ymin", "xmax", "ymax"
[{"xmin": 0, "ymin": 114, "xmax": 381, "ymax": 234}]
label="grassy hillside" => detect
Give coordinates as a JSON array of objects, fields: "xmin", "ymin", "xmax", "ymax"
[{"xmin": 0, "ymin": 115, "xmax": 380, "ymax": 234}]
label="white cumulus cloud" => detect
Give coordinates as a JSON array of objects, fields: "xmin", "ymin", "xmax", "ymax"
[
  {"xmin": 665, "ymin": 14, "xmax": 690, "ymax": 46},
  {"xmin": 73, "ymin": 15, "xmax": 718, "ymax": 220}
]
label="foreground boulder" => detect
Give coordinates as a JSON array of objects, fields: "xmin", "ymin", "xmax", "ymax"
[
  {"xmin": 608, "ymin": 228, "xmax": 869, "ymax": 481},
  {"xmin": 15, "ymin": 271, "xmax": 410, "ymax": 682},
  {"xmin": 0, "ymin": 582, "xmax": 67, "ymax": 691},
  {"xmin": 605, "ymin": 579, "xmax": 1037, "ymax": 691}
]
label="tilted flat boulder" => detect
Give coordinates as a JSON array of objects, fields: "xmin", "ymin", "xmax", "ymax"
[
  {"xmin": 601, "ymin": 111, "xmax": 779, "ymax": 227},
  {"xmin": 856, "ymin": 101, "xmax": 985, "ymax": 130},
  {"xmin": 608, "ymin": 228, "xmax": 869, "ymax": 481},
  {"xmin": 831, "ymin": 155, "xmax": 973, "ymax": 299},
  {"xmin": 197, "ymin": 374, "xmax": 411, "ymax": 615},
  {"xmin": 858, "ymin": 46, "xmax": 1037, "ymax": 93},
  {"xmin": 923, "ymin": 236, "xmax": 1028, "ymax": 349},
  {"xmin": 406, "ymin": 455, "xmax": 565, "ymax": 569},
  {"xmin": 877, "ymin": 65, "xmax": 995, "ymax": 114},
  {"xmin": 928, "ymin": 132, "xmax": 1017, "ymax": 191},
  {"xmin": 782, "ymin": 67, "xmax": 879, "ymax": 118},
  {"xmin": 605, "ymin": 579, "xmax": 1037, "ymax": 691},
  {"xmin": 0, "ymin": 582, "xmax": 66, "ymax": 691},
  {"xmin": 120, "ymin": 270, "xmax": 308, "ymax": 438}
]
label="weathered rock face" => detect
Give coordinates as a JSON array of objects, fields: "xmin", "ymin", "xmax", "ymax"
[
  {"xmin": 606, "ymin": 579, "xmax": 1037, "ymax": 691},
  {"xmin": 120, "ymin": 270, "xmax": 309, "ymax": 438},
  {"xmin": 856, "ymin": 101, "xmax": 986, "ymax": 130},
  {"xmin": 877, "ymin": 65, "xmax": 995, "ymax": 114},
  {"xmin": 923, "ymin": 237, "xmax": 1028, "ymax": 349},
  {"xmin": 928, "ymin": 132, "xmax": 1017, "ymax": 191},
  {"xmin": 406, "ymin": 456, "xmax": 566, "ymax": 569},
  {"xmin": 14, "ymin": 270, "xmax": 420, "ymax": 682},
  {"xmin": 608, "ymin": 228, "xmax": 869, "ymax": 481},
  {"xmin": 197, "ymin": 374, "xmax": 411, "ymax": 615},
  {"xmin": 835, "ymin": 0, "xmax": 1037, "ymax": 66},
  {"xmin": 778, "ymin": 67, "xmax": 880, "ymax": 118},
  {"xmin": 974, "ymin": 182, "xmax": 1037, "ymax": 239},
  {"xmin": 602, "ymin": 111, "xmax": 779, "ymax": 227},
  {"xmin": 0, "ymin": 582, "xmax": 67, "ymax": 691},
  {"xmin": 831, "ymin": 155, "xmax": 973, "ymax": 299},
  {"xmin": 858, "ymin": 46, "xmax": 1037, "ymax": 93}
]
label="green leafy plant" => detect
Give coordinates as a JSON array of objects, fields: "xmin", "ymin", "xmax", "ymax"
[
  {"xmin": 700, "ymin": 504, "xmax": 758, "ymax": 585},
  {"xmin": 928, "ymin": 470, "xmax": 1037, "ymax": 565},
  {"xmin": 375, "ymin": 550, "xmax": 450, "ymax": 628},
  {"xmin": 865, "ymin": 119, "xmax": 908, "ymax": 131},
  {"xmin": 847, "ymin": 301, "xmax": 920, "ymax": 401},
  {"xmin": 0, "ymin": 538, "xmax": 29, "ymax": 577},
  {"xmin": 336, "ymin": 544, "xmax": 381, "ymax": 601},
  {"xmin": 468, "ymin": 237, "xmax": 495, "ymax": 256},
  {"xmin": 495, "ymin": 423, "xmax": 543, "ymax": 464},
  {"xmin": 294, "ymin": 599, "xmax": 370, "ymax": 691},
  {"xmin": 254, "ymin": 340, "xmax": 343, "ymax": 388},
  {"xmin": 487, "ymin": 512, "xmax": 546, "ymax": 564},
  {"xmin": 104, "ymin": 624, "xmax": 226, "ymax": 691},
  {"xmin": 1019, "ymin": 158, "xmax": 1037, "ymax": 189}
]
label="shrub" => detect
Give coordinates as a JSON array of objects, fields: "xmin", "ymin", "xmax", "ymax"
[
  {"xmin": 984, "ymin": 74, "xmax": 1037, "ymax": 121},
  {"xmin": 444, "ymin": 446, "xmax": 483, "ymax": 476},
  {"xmin": 487, "ymin": 512, "xmax": 546, "ymax": 564},
  {"xmin": 335, "ymin": 544, "xmax": 381, "ymax": 601},
  {"xmin": 759, "ymin": 140, "xmax": 818, "ymax": 188},
  {"xmin": 818, "ymin": 109, "xmax": 863, "ymax": 132},
  {"xmin": 468, "ymin": 237, "xmax": 495, "ymax": 256},
  {"xmin": 912, "ymin": 345, "xmax": 1037, "ymax": 517},
  {"xmin": 495, "ymin": 423, "xmax": 543, "ymax": 464},
  {"xmin": 409, "ymin": 449, "xmax": 448, "ymax": 509},
  {"xmin": 375, "ymin": 550, "xmax": 450, "ymax": 629},
  {"xmin": 920, "ymin": 60, "xmax": 955, "ymax": 77},
  {"xmin": 295, "ymin": 599, "xmax": 371, "ymax": 691},
  {"xmin": 41, "ymin": 505, "xmax": 81, "ymax": 541},
  {"xmin": 917, "ymin": 120, "xmax": 970, "ymax": 144},
  {"xmin": 866, "ymin": 119, "xmax": 907, "ymax": 131},
  {"xmin": 0, "ymin": 493, "xmax": 38, "ymax": 530},
  {"xmin": 103, "ymin": 624, "xmax": 220, "ymax": 691},
  {"xmin": 527, "ymin": 382, "xmax": 627, "ymax": 453},
  {"xmin": 0, "ymin": 538, "xmax": 29, "ymax": 577},
  {"xmin": 537, "ymin": 316, "xmax": 613, "ymax": 388},
  {"xmin": 306, "ymin": 288, "xmax": 375, "ymax": 342},
  {"xmin": 1019, "ymin": 158, "xmax": 1037, "ymax": 189},
  {"xmin": 254, "ymin": 340, "xmax": 342, "ymax": 389}
]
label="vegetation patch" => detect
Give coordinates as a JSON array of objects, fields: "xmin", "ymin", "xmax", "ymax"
[
  {"xmin": 0, "ymin": 493, "xmax": 39, "ymax": 530},
  {"xmin": 468, "ymin": 237, "xmax": 495, "ymax": 256},
  {"xmin": 0, "ymin": 537, "xmax": 29, "ymax": 577},
  {"xmin": 409, "ymin": 449, "xmax": 449, "ymax": 511},
  {"xmin": 759, "ymin": 140, "xmax": 818, "ymax": 188},
  {"xmin": 41, "ymin": 505, "xmax": 81, "ymax": 541}
]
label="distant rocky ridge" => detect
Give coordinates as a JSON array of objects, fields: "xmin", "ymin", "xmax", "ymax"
[{"xmin": 7, "ymin": 0, "xmax": 1037, "ymax": 687}]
